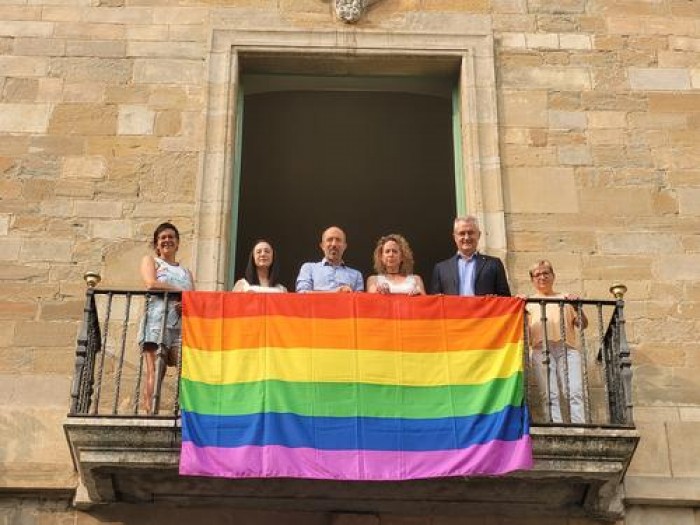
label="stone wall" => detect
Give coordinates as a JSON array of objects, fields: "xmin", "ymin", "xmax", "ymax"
[
  {"xmin": 1, "ymin": 0, "xmax": 699, "ymax": 522},
  {"xmin": 1, "ymin": 498, "xmax": 699, "ymax": 524},
  {"xmin": 6, "ymin": 498, "xmax": 678, "ymax": 525}
]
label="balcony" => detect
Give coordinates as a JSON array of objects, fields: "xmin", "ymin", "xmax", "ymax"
[{"xmin": 64, "ymin": 278, "xmax": 638, "ymax": 521}]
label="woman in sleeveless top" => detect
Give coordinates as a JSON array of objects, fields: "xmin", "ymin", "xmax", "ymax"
[
  {"xmin": 232, "ymin": 240, "xmax": 287, "ymax": 293},
  {"xmin": 366, "ymin": 234, "xmax": 426, "ymax": 295},
  {"xmin": 525, "ymin": 259, "xmax": 588, "ymax": 424},
  {"xmin": 138, "ymin": 222, "xmax": 194, "ymax": 413}
]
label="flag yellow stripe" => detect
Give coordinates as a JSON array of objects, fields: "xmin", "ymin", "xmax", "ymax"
[{"xmin": 181, "ymin": 343, "xmax": 524, "ymax": 387}]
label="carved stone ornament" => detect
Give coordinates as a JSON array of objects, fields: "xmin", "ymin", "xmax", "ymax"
[{"xmin": 335, "ymin": 0, "xmax": 381, "ymax": 23}]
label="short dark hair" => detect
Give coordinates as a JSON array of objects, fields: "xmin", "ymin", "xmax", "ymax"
[{"xmin": 151, "ymin": 222, "xmax": 180, "ymax": 255}]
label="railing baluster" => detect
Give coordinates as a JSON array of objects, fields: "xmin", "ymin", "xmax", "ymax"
[
  {"xmin": 151, "ymin": 292, "xmax": 171, "ymax": 415},
  {"xmin": 77, "ymin": 300, "xmax": 94, "ymax": 414},
  {"xmin": 92, "ymin": 292, "xmax": 113, "ymax": 415},
  {"xmin": 596, "ymin": 303, "xmax": 614, "ymax": 424},
  {"xmin": 616, "ymin": 300, "xmax": 634, "ymax": 425},
  {"xmin": 172, "ymin": 292, "xmax": 186, "ymax": 417},
  {"xmin": 577, "ymin": 303, "xmax": 591, "ymax": 424},
  {"xmin": 558, "ymin": 302, "xmax": 570, "ymax": 423},
  {"xmin": 539, "ymin": 301, "xmax": 553, "ymax": 423},
  {"xmin": 610, "ymin": 309, "xmax": 623, "ymax": 424},
  {"xmin": 112, "ymin": 293, "xmax": 132, "ymax": 415},
  {"xmin": 133, "ymin": 353, "xmax": 145, "ymax": 415},
  {"xmin": 70, "ymin": 289, "xmax": 96, "ymax": 415},
  {"xmin": 608, "ymin": 283, "xmax": 633, "ymax": 426},
  {"xmin": 133, "ymin": 293, "xmax": 151, "ymax": 415}
]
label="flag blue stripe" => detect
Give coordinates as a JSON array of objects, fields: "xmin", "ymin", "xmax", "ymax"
[{"xmin": 181, "ymin": 404, "xmax": 529, "ymax": 452}]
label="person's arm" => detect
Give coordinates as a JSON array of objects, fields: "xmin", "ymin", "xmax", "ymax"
[
  {"xmin": 232, "ymin": 279, "xmax": 245, "ymax": 292},
  {"xmin": 366, "ymin": 275, "xmax": 378, "ymax": 293},
  {"xmin": 295, "ymin": 263, "xmax": 313, "ymax": 293},
  {"xmin": 523, "ymin": 302, "xmax": 540, "ymax": 348},
  {"xmin": 564, "ymin": 294, "xmax": 588, "ymax": 329},
  {"xmin": 573, "ymin": 310, "xmax": 588, "ymax": 329},
  {"xmin": 413, "ymin": 275, "xmax": 426, "ymax": 295},
  {"xmin": 140, "ymin": 255, "xmax": 181, "ymax": 291},
  {"xmin": 579, "ymin": 311, "xmax": 588, "ymax": 329},
  {"xmin": 354, "ymin": 271, "xmax": 364, "ymax": 292},
  {"xmin": 494, "ymin": 259, "xmax": 512, "ymax": 297}
]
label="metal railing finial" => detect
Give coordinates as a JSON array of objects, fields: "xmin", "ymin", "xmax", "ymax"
[
  {"xmin": 609, "ymin": 283, "xmax": 627, "ymax": 300},
  {"xmin": 84, "ymin": 271, "xmax": 102, "ymax": 289}
]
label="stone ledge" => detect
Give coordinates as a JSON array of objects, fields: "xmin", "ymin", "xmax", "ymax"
[
  {"xmin": 625, "ymin": 476, "xmax": 700, "ymax": 507},
  {"xmin": 64, "ymin": 417, "xmax": 639, "ymax": 521}
]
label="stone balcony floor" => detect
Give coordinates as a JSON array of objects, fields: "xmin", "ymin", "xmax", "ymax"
[{"xmin": 64, "ymin": 416, "xmax": 638, "ymax": 521}]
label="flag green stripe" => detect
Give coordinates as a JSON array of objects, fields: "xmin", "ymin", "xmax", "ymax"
[{"xmin": 180, "ymin": 374, "xmax": 523, "ymax": 419}]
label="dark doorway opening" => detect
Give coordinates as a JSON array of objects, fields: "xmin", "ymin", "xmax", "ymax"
[{"xmin": 235, "ymin": 87, "xmax": 456, "ymax": 290}]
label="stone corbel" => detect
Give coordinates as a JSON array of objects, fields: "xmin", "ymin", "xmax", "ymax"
[{"xmin": 334, "ymin": 0, "xmax": 383, "ymax": 24}]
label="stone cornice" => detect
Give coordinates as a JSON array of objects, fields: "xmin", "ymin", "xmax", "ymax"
[{"xmin": 64, "ymin": 417, "xmax": 638, "ymax": 520}]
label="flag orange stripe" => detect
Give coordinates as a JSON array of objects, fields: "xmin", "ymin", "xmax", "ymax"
[{"xmin": 183, "ymin": 312, "xmax": 523, "ymax": 353}]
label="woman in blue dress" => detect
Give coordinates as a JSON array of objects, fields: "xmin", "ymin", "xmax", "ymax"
[{"xmin": 139, "ymin": 222, "xmax": 194, "ymax": 413}]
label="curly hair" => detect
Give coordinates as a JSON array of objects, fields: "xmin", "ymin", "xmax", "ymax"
[{"xmin": 372, "ymin": 234, "xmax": 415, "ymax": 275}]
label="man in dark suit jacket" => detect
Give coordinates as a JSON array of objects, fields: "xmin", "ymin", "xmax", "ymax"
[{"xmin": 430, "ymin": 216, "xmax": 511, "ymax": 297}]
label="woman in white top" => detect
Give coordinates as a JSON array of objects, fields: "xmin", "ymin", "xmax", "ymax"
[
  {"xmin": 366, "ymin": 234, "xmax": 426, "ymax": 295},
  {"xmin": 525, "ymin": 259, "xmax": 588, "ymax": 424},
  {"xmin": 232, "ymin": 240, "xmax": 287, "ymax": 293},
  {"xmin": 139, "ymin": 222, "xmax": 194, "ymax": 413}
]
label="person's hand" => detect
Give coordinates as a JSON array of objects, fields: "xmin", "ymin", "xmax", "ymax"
[
  {"xmin": 376, "ymin": 282, "xmax": 391, "ymax": 294},
  {"xmin": 515, "ymin": 293, "xmax": 527, "ymax": 300},
  {"xmin": 336, "ymin": 285, "xmax": 353, "ymax": 293},
  {"xmin": 409, "ymin": 287, "xmax": 421, "ymax": 296},
  {"xmin": 564, "ymin": 293, "xmax": 581, "ymax": 301}
]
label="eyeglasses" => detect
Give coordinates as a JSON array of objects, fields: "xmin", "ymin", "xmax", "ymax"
[{"xmin": 532, "ymin": 271, "xmax": 552, "ymax": 278}]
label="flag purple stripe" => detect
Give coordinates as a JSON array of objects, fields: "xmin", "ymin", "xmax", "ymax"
[{"xmin": 180, "ymin": 436, "xmax": 533, "ymax": 480}]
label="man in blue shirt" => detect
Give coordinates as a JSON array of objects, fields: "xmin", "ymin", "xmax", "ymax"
[{"xmin": 296, "ymin": 226, "xmax": 364, "ymax": 293}]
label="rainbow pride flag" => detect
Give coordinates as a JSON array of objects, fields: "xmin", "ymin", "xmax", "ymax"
[{"xmin": 179, "ymin": 292, "xmax": 532, "ymax": 480}]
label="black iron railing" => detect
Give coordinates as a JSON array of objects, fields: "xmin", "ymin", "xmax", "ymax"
[
  {"xmin": 68, "ymin": 286, "xmax": 633, "ymax": 426},
  {"xmin": 69, "ymin": 288, "xmax": 183, "ymax": 417},
  {"xmin": 522, "ymin": 293, "xmax": 632, "ymax": 426}
]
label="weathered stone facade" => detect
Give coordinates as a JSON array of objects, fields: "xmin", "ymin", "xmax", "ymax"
[{"xmin": 1, "ymin": 0, "xmax": 699, "ymax": 523}]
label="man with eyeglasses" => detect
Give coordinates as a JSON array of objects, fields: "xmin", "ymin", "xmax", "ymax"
[{"xmin": 430, "ymin": 216, "xmax": 511, "ymax": 296}]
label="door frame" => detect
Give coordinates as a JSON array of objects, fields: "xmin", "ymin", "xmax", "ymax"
[{"xmin": 192, "ymin": 29, "xmax": 505, "ymax": 290}]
